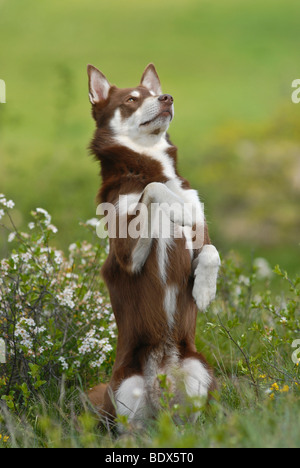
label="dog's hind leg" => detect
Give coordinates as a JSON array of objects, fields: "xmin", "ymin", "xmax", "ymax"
[
  {"xmin": 114, "ymin": 375, "xmax": 148, "ymax": 432},
  {"xmin": 88, "ymin": 383, "xmax": 108, "ymax": 409},
  {"xmin": 88, "ymin": 383, "xmax": 116, "ymax": 428}
]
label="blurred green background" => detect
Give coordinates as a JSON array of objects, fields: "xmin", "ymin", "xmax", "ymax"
[{"xmin": 0, "ymin": 0, "xmax": 299, "ymax": 273}]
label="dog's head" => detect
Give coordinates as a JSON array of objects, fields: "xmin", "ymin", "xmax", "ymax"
[{"xmin": 87, "ymin": 64, "xmax": 174, "ymax": 147}]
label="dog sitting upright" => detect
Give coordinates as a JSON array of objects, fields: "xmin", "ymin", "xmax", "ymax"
[{"xmin": 87, "ymin": 64, "xmax": 221, "ymax": 427}]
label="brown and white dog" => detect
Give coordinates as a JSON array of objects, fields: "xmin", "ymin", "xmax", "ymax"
[{"xmin": 87, "ymin": 64, "xmax": 221, "ymax": 428}]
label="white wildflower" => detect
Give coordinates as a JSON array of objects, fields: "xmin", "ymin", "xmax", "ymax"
[
  {"xmin": 39, "ymin": 254, "xmax": 48, "ymax": 267},
  {"xmin": 33, "ymin": 326, "xmax": 46, "ymax": 334},
  {"xmin": 58, "ymin": 356, "xmax": 69, "ymax": 370},
  {"xmin": 6, "ymin": 200, "xmax": 15, "ymax": 209},
  {"xmin": 254, "ymin": 258, "xmax": 273, "ymax": 280},
  {"xmin": 85, "ymin": 218, "xmax": 99, "ymax": 227},
  {"xmin": 54, "ymin": 251, "xmax": 63, "ymax": 265},
  {"xmin": 8, "ymin": 232, "xmax": 16, "ymax": 243},
  {"xmin": 81, "ymin": 243, "xmax": 93, "ymax": 252},
  {"xmin": 21, "ymin": 318, "xmax": 36, "ymax": 327},
  {"xmin": 1, "ymin": 260, "xmax": 9, "ymax": 272},
  {"xmin": 57, "ymin": 287, "xmax": 75, "ymax": 309},
  {"xmin": 48, "ymin": 224, "xmax": 58, "ymax": 234},
  {"xmin": 239, "ymin": 275, "xmax": 250, "ymax": 286},
  {"xmin": 21, "ymin": 252, "xmax": 32, "ymax": 263},
  {"xmin": 253, "ymin": 294, "xmax": 262, "ymax": 305},
  {"xmin": 36, "ymin": 208, "xmax": 52, "ymax": 226},
  {"xmin": 28, "ymin": 222, "xmax": 35, "ymax": 230},
  {"xmin": 11, "ymin": 254, "xmax": 19, "ymax": 267},
  {"xmin": 0, "ymin": 197, "xmax": 14, "ymax": 209},
  {"xmin": 0, "ymin": 209, "xmax": 4, "ymax": 220}
]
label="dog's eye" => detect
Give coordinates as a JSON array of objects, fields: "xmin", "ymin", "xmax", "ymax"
[{"xmin": 127, "ymin": 97, "xmax": 136, "ymax": 103}]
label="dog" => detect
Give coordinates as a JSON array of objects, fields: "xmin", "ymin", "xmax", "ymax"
[{"xmin": 87, "ymin": 63, "xmax": 221, "ymax": 428}]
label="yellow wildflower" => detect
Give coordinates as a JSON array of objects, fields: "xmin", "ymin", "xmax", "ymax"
[
  {"xmin": 280, "ymin": 385, "xmax": 289, "ymax": 393},
  {"xmin": 271, "ymin": 383, "xmax": 279, "ymax": 391}
]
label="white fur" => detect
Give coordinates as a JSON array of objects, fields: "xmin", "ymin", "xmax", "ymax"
[
  {"xmin": 115, "ymin": 375, "xmax": 147, "ymax": 425},
  {"xmin": 156, "ymin": 236, "xmax": 174, "ymax": 284},
  {"xmin": 110, "ymin": 98, "xmax": 173, "ymax": 140},
  {"xmin": 164, "ymin": 285, "xmax": 179, "ymax": 326},
  {"xmin": 131, "ymin": 90, "xmax": 140, "ymax": 98},
  {"xmin": 131, "ymin": 237, "xmax": 153, "ymax": 273},
  {"xmin": 110, "ymin": 101, "xmax": 176, "ymax": 180},
  {"xmin": 182, "ymin": 358, "xmax": 211, "ymax": 398},
  {"xmin": 142, "ymin": 182, "xmax": 193, "ymax": 227},
  {"xmin": 192, "ymin": 244, "xmax": 221, "ymax": 311}
]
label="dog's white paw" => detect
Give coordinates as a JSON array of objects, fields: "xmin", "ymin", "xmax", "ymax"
[
  {"xmin": 192, "ymin": 245, "xmax": 221, "ymax": 311},
  {"xmin": 192, "ymin": 281, "xmax": 217, "ymax": 311}
]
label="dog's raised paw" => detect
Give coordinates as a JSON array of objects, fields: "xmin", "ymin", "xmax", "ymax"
[
  {"xmin": 192, "ymin": 245, "xmax": 221, "ymax": 311},
  {"xmin": 192, "ymin": 282, "xmax": 217, "ymax": 311}
]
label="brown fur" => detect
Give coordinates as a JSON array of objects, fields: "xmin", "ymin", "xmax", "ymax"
[{"xmin": 87, "ymin": 65, "xmax": 217, "ymax": 424}]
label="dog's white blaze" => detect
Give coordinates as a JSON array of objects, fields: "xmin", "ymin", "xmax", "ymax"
[
  {"xmin": 115, "ymin": 375, "xmax": 147, "ymax": 425},
  {"xmin": 164, "ymin": 285, "xmax": 178, "ymax": 327},
  {"xmin": 182, "ymin": 358, "xmax": 211, "ymax": 398}
]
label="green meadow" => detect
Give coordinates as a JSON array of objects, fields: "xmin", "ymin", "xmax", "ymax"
[
  {"xmin": 0, "ymin": 0, "xmax": 299, "ymax": 272},
  {"xmin": 0, "ymin": 0, "xmax": 299, "ymax": 448}
]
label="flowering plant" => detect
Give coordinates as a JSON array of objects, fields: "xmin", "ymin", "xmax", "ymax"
[{"xmin": 0, "ymin": 195, "xmax": 116, "ymax": 410}]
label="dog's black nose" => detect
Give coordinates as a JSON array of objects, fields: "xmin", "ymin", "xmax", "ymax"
[{"xmin": 158, "ymin": 94, "xmax": 174, "ymax": 104}]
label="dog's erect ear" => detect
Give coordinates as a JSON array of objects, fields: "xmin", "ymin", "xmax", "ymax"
[
  {"xmin": 87, "ymin": 65, "xmax": 111, "ymax": 105},
  {"xmin": 140, "ymin": 64, "xmax": 162, "ymax": 96}
]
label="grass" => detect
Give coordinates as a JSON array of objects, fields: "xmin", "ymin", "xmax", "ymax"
[
  {"xmin": 0, "ymin": 0, "xmax": 299, "ymax": 449},
  {"xmin": 2, "ymin": 387, "xmax": 300, "ymax": 448},
  {"xmin": 0, "ymin": 207, "xmax": 299, "ymax": 448}
]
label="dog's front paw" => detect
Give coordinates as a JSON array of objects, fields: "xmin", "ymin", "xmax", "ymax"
[
  {"xmin": 192, "ymin": 245, "xmax": 221, "ymax": 311},
  {"xmin": 192, "ymin": 280, "xmax": 217, "ymax": 311},
  {"xmin": 169, "ymin": 203, "xmax": 193, "ymax": 227}
]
